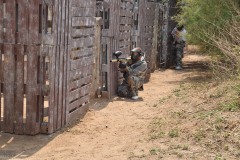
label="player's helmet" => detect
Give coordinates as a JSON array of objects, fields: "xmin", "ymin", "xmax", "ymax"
[{"xmin": 131, "ymin": 47, "xmax": 144, "ymax": 56}]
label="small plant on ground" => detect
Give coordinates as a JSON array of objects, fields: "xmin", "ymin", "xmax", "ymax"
[
  {"xmin": 148, "ymin": 118, "xmax": 166, "ymax": 140},
  {"xmin": 149, "ymin": 148, "xmax": 159, "ymax": 155},
  {"xmin": 220, "ymin": 100, "xmax": 240, "ymax": 112},
  {"xmin": 193, "ymin": 129, "xmax": 206, "ymax": 141},
  {"xmin": 168, "ymin": 128, "xmax": 179, "ymax": 138},
  {"xmin": 182, "ymin": 145, "xmax": 189, "ymax": 150}
]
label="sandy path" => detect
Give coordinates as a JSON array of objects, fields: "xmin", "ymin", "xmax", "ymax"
[{"xmin": 0, "ymin": 53, "xmax": 208, "ymax": 160}]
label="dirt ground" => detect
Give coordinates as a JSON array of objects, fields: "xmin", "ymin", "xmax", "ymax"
[{"xmin": 0, "ymin": 48, "xmax": 239, "ymax": 160}]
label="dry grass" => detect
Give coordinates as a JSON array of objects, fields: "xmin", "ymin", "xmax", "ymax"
[
  {"xmin": 147, "ymin": 77, "xmax": 240, "ymax": 159},
  {"xmin": 210, "ymin": 10, "xmax": 240, "ymax": 79}
]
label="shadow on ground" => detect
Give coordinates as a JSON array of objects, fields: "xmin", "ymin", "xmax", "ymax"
[{"xmin": 0, "ymin": 132, "xmax": 56, "ymax": 159}]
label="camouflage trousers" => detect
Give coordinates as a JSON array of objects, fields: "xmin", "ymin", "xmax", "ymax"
[
  {"xmin": 117, "ymin": 75, "xmax": 142, "ymax": 98},
  {"xmin": 175, "ymin": 44, "xmax": 184, "ymax": 67}
]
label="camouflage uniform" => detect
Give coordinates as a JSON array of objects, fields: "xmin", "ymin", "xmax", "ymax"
[
  {"xmin": 175, "ymin": 42, "xmax": 185, "ymax": 67},
  {"xmin": 171, "ymin": 26, "xmax": 187, "ymax": 69},
  {"xmin": 117, "ymin": 59, "xmax": 147, "ymax": 98}
]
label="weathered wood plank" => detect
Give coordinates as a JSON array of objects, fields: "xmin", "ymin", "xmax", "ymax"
[
  {"xmin": 120, "ymin": 3, "xmax": 134, "ymax": 11},
  {"xmin": 145, "ymin": 12, "xmax": 155, "ymax": 18},
  {"xmin": 145, "ymin": 27, "xmax": 154, "ymax": 32},
  {"xmin": 69, "ymin": 65, "xmax": 92, "ymax": 81},
  {"xmin": 69, "ymin": 75, "xmax": 92, "ymax": 92},
  {"xmin": 0, "ymin": 0, "xmax": 3, "ymax": 43},
  {"xmin": 3, "ymin": 44, "xmax": 15, "ymax": 133},
  {"xmin": 119, "ymin": 25, "xmax": 132, "ymax": 32},
  {"xmin": 16, "ymin": 0, "xmax": 29, "ymax": 44},
  {"xmin": 144, "ymin": 32, "xmax": 154, "ymax": 38},
  {"xmin": 71, "ymin": 17, "xmax": 95, "ymax": 27},
  {"xmin": 70, "ymin": 47, "xmax": 94, "ymax": 59},
  {"xmin": 53, "ymin": 46, "xmax": 59, "ymax": 131},
  {"xmin": 68, "ymin": 84, "xmax": 90, "ymax": 103},
  {"xmin": 57, "ymin": 45, "xmax": 65, "ymax": 130},
  {"xmin": 70, "ymin": 36, "xmax": 94, "ymax": 49},
  {"xmin": 122, "ymin": 0, "xmax": 134, "ymax": 3},
  {"xmin": 144, "ymin": 39, "xmax": 153, "ymax": 45},
  {"xmin": 120, "ymin": 10, "xmax": 133, "ymax": 18},
  {"xmin": 29, "ymin": 0, "xmax": 41, "ymax": 44},
  {"xmin": 118, "ymin": 46, "xmax": 130, "ymax": 54},
  {"xmin": 15, "ymin": 45, "xmax": 24, "ymax": 134},
  {"xmin": 48, "ymin": 46, "xmax": 55, "ymax": 134},
  {"xmin": 120, "ymin": 17, "xmax": 133, "ymax": 25},
  {"xmin": 70, "ymin": 56, "xmax": 94, "ymax": 70},
  {"xmin": 72, "ymin": 28, "xmax": 94, "ymax": 38},
  {"xmin": 71, "ymin": 0, "xmax": 94, "ymax": 8},
  {"xmin": 4, "ymin": 0, "xmax": 16, "ymax": 44},
  {"xmin": 118, "ymin": 32, "xmax": 131, "ymax": 40},
  {"xmin": 38, "ymin": 46, "xmax": 46, "ymax": 133},
  {"xmin": 119, "ymin": 40, "xmax": 131, "ymax": 47},
  {"xmin": 145, "ymin": 3, "xmax": 155, "ymax": 9},
  {"xmin": 68, "ymin": 95, "xmax": 89, "ymax": 111},
  {"xmin": 51, "ymin": 0, "xmax": 59, "ymax": 46},
  {"xmin": 42, "ymin": 2, "xmax": 55, "ymax": 46},
  {"xmin": 59, "ymin": 0, "xmax": 65, "ymax": 46},
  {"xmin": 0, "ymin": 44, "xmax": 2, "ymax": 131},
  {"xmin": 25, "ymin": 45, "xmax": 40, "ymax": 135},
  {"xmin": 72, "ymin": 7, "xmax": 95, "ymax": 17},
  {"xmin": 67, "ymin": 103, "xmax": 89, "ymax": 125},
  {"xmin": 63, "ymin": 0, "xmax": 69, "ymax": 126}
]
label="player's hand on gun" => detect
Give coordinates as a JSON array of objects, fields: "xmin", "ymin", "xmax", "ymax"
[
  {"xmin": 118, "ymin": 62, "xmax": 127, "ymax": 73},
  {"xmin": 118, "ymin": 61, "xmax": 127, "ymax": 69}
]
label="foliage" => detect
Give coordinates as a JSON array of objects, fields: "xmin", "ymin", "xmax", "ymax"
[
  {"xmin": 176, "ymin": 0, "xmax": 240, "ymax": 78},
  {"xmin": 176, "ymin": 0, "xmax": 239, "ymax": 44}
]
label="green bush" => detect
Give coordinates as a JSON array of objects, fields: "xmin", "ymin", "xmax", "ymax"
[
  {"xmin": 176, "ymin": 0, "xmax": 239, "ymax": 45},
  {"xmin": 176, "ymin": 0, "xmax": 240, "ymax": 78}
]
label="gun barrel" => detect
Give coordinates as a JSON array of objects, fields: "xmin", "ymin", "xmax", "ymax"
[
  {"xmin": 110, "ymin": 59, "xmax": 118, "ymax": 62},
  {"xmin": 110, "ymin": 57, "xmax": 131, "ymax": 63}
]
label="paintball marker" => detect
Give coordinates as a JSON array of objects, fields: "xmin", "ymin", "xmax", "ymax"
[{"xmin": 110, "ymin": 51, "xmax": 131, "ymax": 63}]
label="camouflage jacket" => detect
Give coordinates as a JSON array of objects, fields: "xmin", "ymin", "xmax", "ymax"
[
  {"xmin": 171, "ymin": 27, "xmax": 187, "ymax": 43},
  {"xmin": 127, "ymin": 59, "xmax": 148, "ymax": 82}
]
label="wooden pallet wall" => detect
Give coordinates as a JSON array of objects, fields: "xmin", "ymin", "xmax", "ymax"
[
  {"xmin": 96, "ymin": 0, "xmax": 161, "ymax": 98},
  {"xmin": 0, "ymin": 0, "xmax": 96, "ymax": 135}
]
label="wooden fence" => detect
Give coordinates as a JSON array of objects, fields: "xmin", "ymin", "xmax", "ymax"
[
  {"xmin": 0, "ymin": 0, "xmax": 177, "ymax": 135},
  {"xmin": 156, "ymin": 0, "xmax": 178, "ymax": 68},
  {"xmin": 132, "ymin": 0, "xmax": 157, "ymax": 81},
  {"xmin": 0, "ymin": 0, "xmax": 95, "ymax": 135},
  {"xmin": 95, "ymin": 0, "xmax": 161, "ymax": 98}
]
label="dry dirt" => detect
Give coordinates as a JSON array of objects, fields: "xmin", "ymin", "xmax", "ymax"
[{"xmin": 0, "ymin": 49, "xmax": 240, "ymax": 160}]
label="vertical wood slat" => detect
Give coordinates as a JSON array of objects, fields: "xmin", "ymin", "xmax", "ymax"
[
  {"xmin": 67, "ymin": 0, "xmax": 72, "ymax": 45},
  {"xmin": 16, "ymin": 0, "xmax": 29, "ymax": 44},
  {"xmin": 52, "ymin": 0, "xmax": 59, "ymax": 46},
  {"xmin": 65, "ymin": 0, "xmax": 71, "ymax": 124},
  {"xmin": 15, "ymin": 44, "xmax": 24, "ymax": 134},
  {"xmin": 38, "ymin": 46, "xmax": 45, "ymax": 131},
  {"xmin": 48, "ymin": 46, "xmax": 55, "ymax": 134},
  {"xmin": 0, "ymin": 44, "xmax": 2, "ymax": 131},
  {"xmin": 3, "ymin": 44, "xmax": 15, "ymax": 133},
  {"xmin": 52, "ymin": 0, "xmax": 61, "ymax": 131},
  {"xmin": 53, "ymin": 46, "xmax": 59, "ymax": 131},
  {"xmin": 57, "ymin": 0, "xmax": 68, "ymax": 130},
  {"xmin": 5, "ymin": 0, "xmax": 16, "ymax": 44},
  {"xmin": 62, "ymin": 0, "xmax": 70, "ymax": 128},
  {"xmin": 29, "ymin": 0, "xmax": 41, "ymax": 44},
  {"xmin": 0, "ymin": 0, "xmax": 3, "ymax": 43},
  {"xmin": 42, "ymin": 1, "xmax": 54, "ymax": 45},
  {"xmin": 25, "ymin": 45, "xmax": 40, "ymax": 135},
  {"xmin": 57, "ymin": 45, "xmax": 64, "ymax": 130},
  {"xmin": 56, "ymin": 0, "xmax": 61, "ymax": 45}
]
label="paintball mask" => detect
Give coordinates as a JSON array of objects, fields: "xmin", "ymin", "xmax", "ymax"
[{"xmin": 130, "ymin": 47, "xmax": 143, "ymax": 63}]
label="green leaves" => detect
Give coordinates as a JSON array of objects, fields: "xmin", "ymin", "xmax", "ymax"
[{"xmin": 176, "ymin": 0, "xmax": 238, "ymax": 45}]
